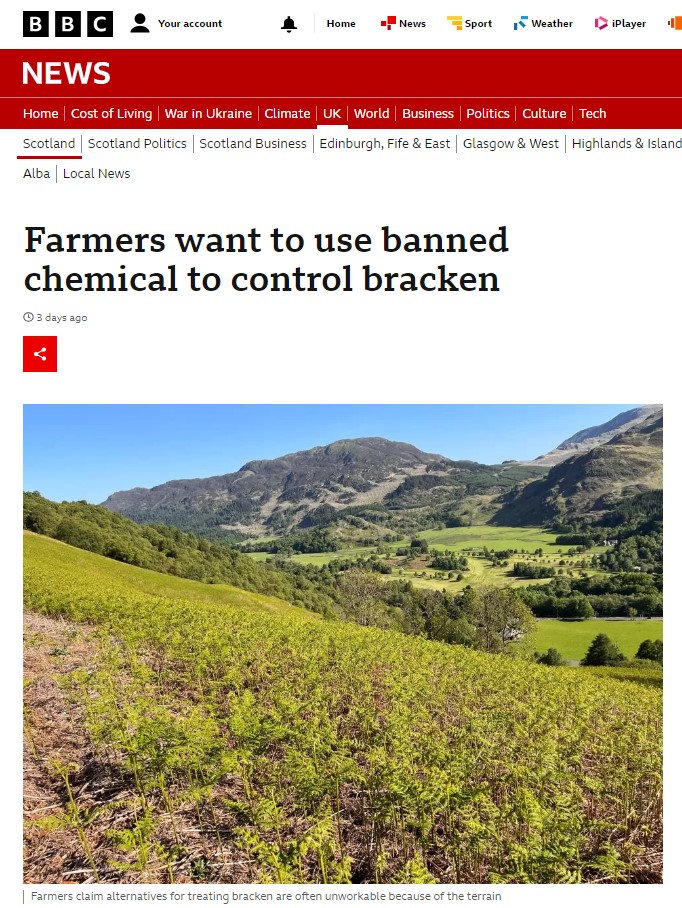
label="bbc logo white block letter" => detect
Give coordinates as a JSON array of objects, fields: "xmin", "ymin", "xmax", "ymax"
[
  {"xmin": 23, "ymin": 11, "xmax": 49, "ymax": 37},
  {"xmin": 55, "ymin": 11, "xmax": 82, "ymax": 37}
]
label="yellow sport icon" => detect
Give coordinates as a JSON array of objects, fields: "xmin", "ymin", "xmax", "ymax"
[{"xmin": 447, "ymin": 16, "xmax": 463, "ymax": 30}]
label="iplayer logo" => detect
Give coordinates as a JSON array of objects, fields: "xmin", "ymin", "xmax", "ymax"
[{"xmin": 23, "ymin": 11, "xmax": 114, "ymax": 38}]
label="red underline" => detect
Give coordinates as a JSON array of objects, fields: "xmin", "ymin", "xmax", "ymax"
[{"xmin": 17, "ymin": 155, "xmax": 82, "ymax": 159}]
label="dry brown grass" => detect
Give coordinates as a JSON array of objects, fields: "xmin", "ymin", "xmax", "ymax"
[{"xmin": 24, "ymin": 612, "xmax": 259, "ymax": 884}]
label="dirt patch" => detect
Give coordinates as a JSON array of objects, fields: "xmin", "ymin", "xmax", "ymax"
[
  {"xmin": 24, "ymin": 611, "xmax": 110, "ymax": 882},
  {"xmin": 24, "ymin": 611, "xmax": 258, "ymax": 884}
]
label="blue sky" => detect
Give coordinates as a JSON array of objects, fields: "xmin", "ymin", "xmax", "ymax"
[{"xmin": 24, "ymin": 404, "xmax": 639, "ymax": 503}]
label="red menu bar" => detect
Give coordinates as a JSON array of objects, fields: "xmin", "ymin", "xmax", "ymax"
[
  {"xmin": 4, "ymin": 50, "xmax": 681, "ymax": 129},
  {"xmin": 4, "ymin": 49, "xmax": 681, "ymax": 97}
]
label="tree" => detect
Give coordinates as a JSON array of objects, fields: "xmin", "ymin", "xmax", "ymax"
[
  {"xmin": 581, "ymin": 634, "xmax": 625, "ymax": 666},
  {"xmin": 564, "ymin": 595, "xmax": 594, "ymax": 621},
  {"xmin": 428, "ymin": 611, "xmax": 477, "ymax": 646},
  {"xmin": 338, "ymin": 568, "xmax": 386, "ymax": 628},
  {"xmin": 54, "ymin": 517, "xmax": 104, "ymax": 554},
  {"xmin": 635, "ymin": 639, "xmax": 663, "ymax": 664},
  {"xmin": 463, "ymin": 586, "xmax": 536, "ymax": 653},
  {"xmin": 23, "ymin": 492, "xmax": 60, "ymax": 536},
  {"xmin": 536, "ymin": 648, "xmax": 564, "ymax": 666}
]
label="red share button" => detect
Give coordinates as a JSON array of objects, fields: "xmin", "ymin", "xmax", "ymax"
[{"xmin": 23, "ymin": 336, "xmax": 58, "ymax": 372}]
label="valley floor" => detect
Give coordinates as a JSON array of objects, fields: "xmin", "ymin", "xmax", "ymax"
[{"xmin": 248, "ymin": 525, "xmax": 606, "ymax": 593}]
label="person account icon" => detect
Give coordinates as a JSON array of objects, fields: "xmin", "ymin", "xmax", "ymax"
[
  {"xmin": 131, "ymin": 13, "xmax": 149, "ymax": 33},
  {"xmin": 281, "ymin": 17, "xmax": 297, "ymax": 32}
]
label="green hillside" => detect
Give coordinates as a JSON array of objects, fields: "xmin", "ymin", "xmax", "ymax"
[
  {"xmin": 24, "ymin": 533, "xmax": 661, "ymax": 884},
  {"xmin": 23, "ymin": 492, "xmax": 338, "ymax": 616},
  {"xmin": 23, "ymin": 531, "xmax": 308, "ymax": 619}
]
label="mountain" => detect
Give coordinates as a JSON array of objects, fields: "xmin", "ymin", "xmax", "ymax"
[
  {"xmin": 101, "ymin": 437, "xmax": 545, "ymax": 537},
  {"xmin": 530, "ymin": 406, "xmax": 661, "ymax": 467},
  {"xmin": 493, "ymin": 411, "xmax": 663, "ymax": 526},
  {"xmin": 102, "ymin": 409, "xmax": 663, "ymax": 539},
  {"xmin": 102, "ymin": 438, "xmax": 450, "ymax": 535}
]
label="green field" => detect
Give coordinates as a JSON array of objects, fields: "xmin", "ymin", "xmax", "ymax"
[
  {"xmin": 382, "ymin": 555, "xmax": 558, "ymax": 592},
  {"xmin": 249, "ymin": 546, "xmax": 376, "ymax": 566},
  {"xmin": 418, "ymin": 525, "xmax": 561, "ymax": 551},
  {"xmin": 248, "ymin": 548, "xmax": 572, "ymax": 592},
  {"xmin": 247, "ymin": 526, "xmax": 602, "ymax": 593},
  {"xmin": 386, "ymin": 551, "xmax": 600, "ymax": 592},
  {"xmin": 532, "ymin": 618, "xmax": 663, "ymax": 662},
  {"xmin": 24, "ymin": 533, "xmax": 662, "ymax": 884},
  {"xmin": 250, "ymin": 526, "xmax": 566, "ymax": 563}
]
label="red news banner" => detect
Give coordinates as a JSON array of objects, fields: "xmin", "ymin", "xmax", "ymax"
[{"xmin": 4, "ymin": 49, "xmax": 682, "ymax": 130}]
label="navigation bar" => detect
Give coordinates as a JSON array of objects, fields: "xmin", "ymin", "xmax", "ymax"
[
  {"xmin": 7, "ymin": 5, "xmax": 682, "ymax": 49},
  {"xmin": 9, "ymin": 98, "xmax": 682, "ymax": 130}
]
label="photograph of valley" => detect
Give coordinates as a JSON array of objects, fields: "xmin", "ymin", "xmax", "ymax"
[{"xmin": 23, "ymin": 404, "xmax": 663, "ymax": 885}]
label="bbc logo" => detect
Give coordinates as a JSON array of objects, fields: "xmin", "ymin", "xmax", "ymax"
[{"xmin": 23, "ymin": 11, "xmax": 114, "ymax": 37}]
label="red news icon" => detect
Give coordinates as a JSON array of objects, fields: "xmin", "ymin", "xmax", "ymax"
[{"xmin": 23, "ymin": 336, "xmax": 57, "ymax": 372}]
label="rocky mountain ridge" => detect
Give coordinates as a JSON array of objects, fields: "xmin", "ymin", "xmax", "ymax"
[{"xmin": 102, "ymin": 409, "xmax": 663, "ymax": 536}]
